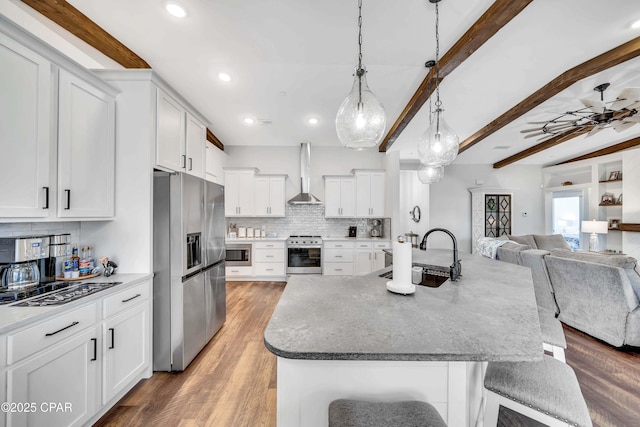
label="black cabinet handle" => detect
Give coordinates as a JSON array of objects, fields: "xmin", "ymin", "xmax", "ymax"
[
  {"xmin": 45, "ymin": 321, "xmax": 79, "ymax": 337},
  {"xmin": 42, "ymin": 187, "xmax": 49, "ymax": 209},
  {"xmin": 182, "ymin": 155, "xmax": 186, "ymax": 168},
  {"xmin": 109, "ymin": 328, "xmax": 115, "ymax": 349},
  {"xmin": 188, "ymin": 157, "xmax": 193, "ymax": 171},
  {"xmin": 122, "ymin": 293, "xmax": 141, "ymax": 303},
  {"xmin": 91, "ymin": 338, "xmax": 97, "ymax": 361},
  {"xmin": 64, "ymin": 189, "xmax": 71, "ymax": 210}
]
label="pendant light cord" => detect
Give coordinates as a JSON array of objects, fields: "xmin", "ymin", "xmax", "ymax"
[
  {"xmin": 434, "ymin": 0, "xmax": 441, "ymax": 133},
  {"xmin": 356, "ymin": 0, "xmax": 364, "ymax": 108}
]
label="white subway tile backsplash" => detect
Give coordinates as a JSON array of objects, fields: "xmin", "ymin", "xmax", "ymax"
[
  {"xmin": 226, "ymin": 205, "xmax": 390, "ymax": 239},
  {"xmin": 0, "ymin": 222, "xmax": 81, "ymax": 239}
]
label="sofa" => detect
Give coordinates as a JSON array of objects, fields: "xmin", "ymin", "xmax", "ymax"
[{"xmin": 491, "ymin": 235, "xmax": 640, "ymax": 347}]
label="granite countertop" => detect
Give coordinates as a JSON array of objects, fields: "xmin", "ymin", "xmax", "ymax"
[
  {"xmin": 264, "ymin": 249, "xmax": 542, "ymax": 362},
  {"xmin": 0, "ymin": 273, "xmax": 152, "ymax": 334}
]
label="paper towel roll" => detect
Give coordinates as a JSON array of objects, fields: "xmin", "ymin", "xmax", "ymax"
[{"xmin": 392, "ymin": 240, "xmax": 412, "ymax": 287}]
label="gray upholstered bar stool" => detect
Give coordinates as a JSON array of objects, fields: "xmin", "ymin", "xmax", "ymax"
[
  {"xmin": 329, "ymin": 399, "xmax": 447, "ymax": 427},
  {"xmin": 483, "ymin": 355, "xmax": 592, "ymax": 427}
]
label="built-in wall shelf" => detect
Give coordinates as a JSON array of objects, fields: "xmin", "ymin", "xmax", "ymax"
[
  {"xmin": 599, "ymin": 203, "xmax": 622, "ymax": 207},
  {"xmin": 599, "ymin": 179, "xmax": 623, "ymax": 183},
  {"xmin": 620, "ymin": 223, "xmax": 640, "ymax": 232}
]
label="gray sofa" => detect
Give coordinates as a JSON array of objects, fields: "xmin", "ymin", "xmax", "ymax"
[{"xmin": 495, "ymin": 236, "xmax": 640, "ymax": 347}]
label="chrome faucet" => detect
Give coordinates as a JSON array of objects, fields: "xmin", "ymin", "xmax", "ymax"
[{"xmin": 419, "ymin": 228, "xmax": 462, "ymax": 281}]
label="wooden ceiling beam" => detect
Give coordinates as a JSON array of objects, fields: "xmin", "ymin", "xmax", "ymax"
[
  {"xmin": 378, "ymin": 0, "xmax": 533, "ymax": 152},
  {"xmin": 21, "ymin": 0, "xmax": 150, "ymax": 68},
  {"xmin": 556, "ymin": 136, "xmax": 640, "ymax": 165},
  {"xmin": 462, "ymin": 35, "xmax": 640, "ymax": 157},
  {"xmin": 492, "ymin": 128, "xmax": 589, "ymax": 169},
  {"xmin": 206, "ymin": 128, "xmax": 224, "ymax": 151}
]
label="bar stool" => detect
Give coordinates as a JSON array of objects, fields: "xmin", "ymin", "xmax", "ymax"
[
  {"xmin": 483, "ymin": 355, "xmax": 592, "ymax": 427},
  {"xmin": 329, "ymin": 399, "xmax": 447, "ymax": 427}
]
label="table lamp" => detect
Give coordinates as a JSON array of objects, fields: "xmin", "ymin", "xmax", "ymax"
[{"xmin": 581, "ymin": 220, "xmax": 608, "ymax": 252}]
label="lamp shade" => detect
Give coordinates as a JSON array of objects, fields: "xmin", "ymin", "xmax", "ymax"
[
  {"xmin": 417, "ymin": 110, "xmax": 459, "ymax": 165},
  {"xmin": 581, "ymin": 220, "xmax": 608, "ymax": 234},
  {"xmin": 417, "ymin": 164, "xmax": 444, "ymax": 184}
]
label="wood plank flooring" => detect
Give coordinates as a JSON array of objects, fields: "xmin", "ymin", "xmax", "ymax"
[{"xmin": 95, "ymin": 281, "xmax": 640, "ymax": 427}]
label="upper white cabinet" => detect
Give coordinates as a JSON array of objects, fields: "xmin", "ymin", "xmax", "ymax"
[
  {"xmin": 205, "ymin": 142, "xmax": 226, "ymax": 185},
  {"xmin": 0, "ymin": 32, "xmax": 51, "ymax": 217},
  {"xmin": 355, "ymin": 170, "xmax": 385, "ymax": 218},
  {"xmin": 156, "ymin": 90, "xmax": 186, "ymax": 173},
  {"xmin": 324, "ymin": 176, "xmax": 357, "ymax": 218},
  {"xmin": 225, "ymin": 169, "xmax": 256, "ymax": 216},
  {"xmin": 156, "ymin": 90, "xmax": 206, "ymax": 179},
  {"xmin": 254, "ymin": 175, "xmax": 286, "ymax": 217},
  {"xmin": 57, "ymin": 69, "xmax": 116, "ymax": 218}
]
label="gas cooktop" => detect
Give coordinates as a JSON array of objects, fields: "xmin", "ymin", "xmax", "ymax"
[{"xmin": 0, "ymin": 281, "xmax": 122, "ymax": 306}]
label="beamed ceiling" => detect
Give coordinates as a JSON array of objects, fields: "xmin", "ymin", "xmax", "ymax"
[{"xmin": 12, "ymin": 0, "xmax": 640, "ymax": 167}]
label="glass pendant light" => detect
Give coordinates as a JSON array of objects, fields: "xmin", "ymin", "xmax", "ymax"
[
  {"xmin": 335, "ymin": 0, "xmax": 386, "ymax": 150},
  {"xmin": 417, "ymin": 164, "xmax": 444, "ymax": 184},
  {"xmin": 417, "ymin": 0, "xmax": 458, "ymax": 165}
]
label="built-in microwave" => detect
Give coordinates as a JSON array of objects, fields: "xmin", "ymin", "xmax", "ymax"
[{"xmin": 225, "ymin": 244, "xmax": 251, "ymax": 266}]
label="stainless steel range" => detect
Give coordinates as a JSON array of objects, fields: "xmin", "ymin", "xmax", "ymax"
[{"xmin": 287, "ymin": 235, "xmax": 322, "ymax": 274}]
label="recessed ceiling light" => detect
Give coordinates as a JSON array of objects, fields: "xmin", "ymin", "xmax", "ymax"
[
  {"xmin": 218, "ymin": 72, "xmax": 231, "ymax": 82},
  {"xmin": 243, "ymin": 117, "xmax": 255, "ymax": 125},
  {"xmin": 493, "ymin": 145, "xmax": 511, "ymax": 150},
  {"xmin": 307, "ymin": 117, "xmax": 319, "ymax": 125},
  {"xmin": 165, "ymin": 2, "xmax": 187, "ymax": 18},
  {"xmin": 632, "ymin": 19, "xmax": 640, "ymax": 29}
]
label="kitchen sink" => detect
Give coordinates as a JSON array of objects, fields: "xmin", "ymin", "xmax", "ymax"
[{"xmin": 379, "ymin": 263, "xmax": 450, "ymax": 288}]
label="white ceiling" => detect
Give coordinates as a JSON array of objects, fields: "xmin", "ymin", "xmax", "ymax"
[{"xmin": 53, "ymin": 0, "xmax": 640, "ymax": 166}]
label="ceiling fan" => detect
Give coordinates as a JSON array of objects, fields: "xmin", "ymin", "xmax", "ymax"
[{"xmin": 521, "ymin": 83, "xmax": 640, "ymax": 140}]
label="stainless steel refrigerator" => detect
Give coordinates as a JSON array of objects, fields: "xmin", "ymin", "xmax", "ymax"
[{"xmin": 153, "ymin": 172, "xmax": 226, "ymax": 371}]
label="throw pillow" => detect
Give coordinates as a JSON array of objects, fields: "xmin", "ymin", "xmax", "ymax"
[{"xmin": 533, "ymin": 234, "xmax": 572, "ymax": 251}]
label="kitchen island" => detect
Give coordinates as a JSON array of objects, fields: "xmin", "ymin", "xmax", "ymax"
[{"xmin": 264, "ymin": 249, "xmax": 542, "ymax": 427}]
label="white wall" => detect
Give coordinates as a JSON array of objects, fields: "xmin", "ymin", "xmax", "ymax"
[
  {"xmin": 428, "ymin": 164, "xmax": 544, "ymax": 253},
  {"xmin": 224, "ymin": 145, "xmax": 386, "ymax": 201},
  {"xmin": 398, "ymin": 170, "xmax": 430, "ymax": 241}
]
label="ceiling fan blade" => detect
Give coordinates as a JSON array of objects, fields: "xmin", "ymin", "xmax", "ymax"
[
  {"xmin": 524, "ymin": 131, "xmax": 549, "ymax": 138},
  {"xmin": 520, "ymin": 128, "xmax": 545, "ymax": 133},
  {"xmin": 526, "ymin": 119, "xmax": 574, "ymax": 124},
  {"xmin": 580, "ymin": 97, "xmax": 605, "ymax": 113},
  {"xmin": 611, "ymin": 120, "xmax": 637, "ymax": 133},
  {"xmin": 625, "ymin": 101, "xmax": 640, "ymax": 111},
  {"xmin": 621, "ymin": 114, "xmax": 640, "ymax": 123},
  {"xmin": 585, "ymin": 126, "xmax": 604, "ymax": 137},
  {"xmin": 610, "ymin": 88, "xmax": 640, "ymax": 110}
]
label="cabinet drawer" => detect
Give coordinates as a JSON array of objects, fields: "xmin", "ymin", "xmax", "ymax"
[
  {"xmin": 103, "ymin": 281, "xmax": 150, "ymax": 319},
  {"xmin": 226, "ymin": 266, "xmax": 253, "ymax": 276},
  {"xmin": 323, "ymin": 263, "xmax": 354, "ymax": 276},
  {"xmin": 373, "ymin": 241, "xmax": 391, "ymax": 249},
  {"xmin": 324, "ymin": 241, "xmax": 355, "ymax": 249},
  {"xmin": 254, "ymin": 241, "xmax": 285, "ymax": 249},
  {"xmin": 324, "ymin": 249, "xmax": 354, "ymax": 263},
  {"xmin": 254, "ymin": 249, "xmax": 285, "ymax": 263},
  {"xmin": 254, "ymin": 263, "xmax": 285, "ymax": 276},
  {"xmin": 8, "ymin": 302, "xmax": 98, "ymax": 365},
  {"xmin": 355, "ymin": 242, "xmax": 373, "ymax": 249}
]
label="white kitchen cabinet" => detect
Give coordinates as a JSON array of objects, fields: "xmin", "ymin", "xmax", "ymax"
[
  {"xmin": 205, "ymin": 142, "xmax": 226, "ymax": 185},
  {"xmin": 253, "ymin": 241, "xmax": 286, "ymax": 278},
  {"xmin": 372, "ymin": 241, "xmax": 390, "ymax": 271},
  {"xmin": 323, "ymin": 241, "xmax": 355, "ymax": 276},
  {"xmin": 156, "ymin": 90, "xmax": 207, "ymax": 179},
  {"xmin": 225, "ymin": 169, "xmax": 256, "ymax": 216},
  {"xmin": 57, "ymin": 69, "xmax": 116, "ymax": 218},
  {"xmin": 355, "ymin": 241, "xmax": 391, "ymax": 275},
  {"xmin": 0, "ymin": 32, "xmax": 51, "ymax": 218},
  {"xmin": 355, "ymin": 170, "xmax": 386, "ymax": 218},
  {"xmin": 156, "ymin": 89, "xmax": 186, "ymax": 173},
  {"xmin": 103, "ymin": 302, "xmax": 147, "ymax": 404},
  {"xmin": 6, "ymin": 327, "xmax": 100, "ymax": 427},
  {"xmin": 324, "ymin": 176, "xmax": 357, "ymax": 218},
  {"xmin": 254, "ymin": 175, "xmax": 287, "ymax": 217},
  {"xmin": 185, "ymin": 112, "xmax": 206, "ymax": 178}
]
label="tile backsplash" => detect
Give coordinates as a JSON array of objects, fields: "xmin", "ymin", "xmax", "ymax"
[
  {"xmin": 226, "ymin": 205, "xmax": 391, "ymax": 239},
  {"xmin": 0, "ymin": 222, "xmax": 81, "ymax": 244}
]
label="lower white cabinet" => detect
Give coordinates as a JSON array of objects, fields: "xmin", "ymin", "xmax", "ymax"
[
  {"xmin": 252, "ymin": 241, "xmax": 286, "ymax": 278},
  {"xmin": 103, "ymin": 302, "xmax": 147, "ymax": 404},
  {"xmin": 354, "ymin": 241, "xmax": 391, "ymax": 275},
  {"xmin": 325, "ymin": 240, "xmax": 390, "ymax": 276},
  {"xmin": 1, "ymin": 280, "xmax": 151, "ymax": 427},
  {"xmin": 6, "ymin": 327, "xmax": 100, "ymax": 427},
  {"xmin": 323, "ymin": 241, "xmax": 355, "ymax": 276}
]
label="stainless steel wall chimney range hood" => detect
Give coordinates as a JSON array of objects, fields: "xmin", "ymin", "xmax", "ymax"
[{"xmin": 288, "ymin": 142, "xmax": 322, "ymax": 205}]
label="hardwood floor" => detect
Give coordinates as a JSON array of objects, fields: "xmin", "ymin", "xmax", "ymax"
[{"xmin": 96, "ymin": 281, "xmax": 639, "ymax": 427}]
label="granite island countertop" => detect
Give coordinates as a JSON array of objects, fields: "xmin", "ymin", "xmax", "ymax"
[{"xmin": 264, "ymin": 249, "xmax": 542, "ymax": 362}]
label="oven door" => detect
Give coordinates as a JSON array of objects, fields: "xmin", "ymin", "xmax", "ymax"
[
  {"xmin": 225, "ymin": 244, "xmax": 251, "ymax": 266},
  {"xmin": 287, "ymin": 246, "xmax": 322, "ymax": 274}
]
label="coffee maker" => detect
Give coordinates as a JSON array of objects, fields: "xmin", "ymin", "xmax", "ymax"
[
  {"xmin": 0, "ymin": 236, "xmax": 50, "ymax": 289},
  {"xmin": 43, "ymin": 233, "xmax": 71, "ymax": 282}
]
